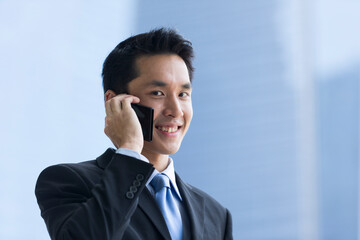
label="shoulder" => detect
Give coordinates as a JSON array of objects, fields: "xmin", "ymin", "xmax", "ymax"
[
  {"xmin": 35, "ymin": 159, "xmax": 104, "ymax": 211},
  {"xmin": 35, "ymin": 159, "xmax": 102, "ymax": 197},
  {"xmin": 37, "ymin": 160, "xmax": 100, "ymax": 182},
  {"xmin": 37, "ymin": 158, "xmax": 103, "ymax": 188},
  {"xmin": 180, "ymin": 180, "xmax": 232, "ymax": 237},
  {"xmin": 37, "ymin": 148, "xmax": 116, "ymax": 182},
  {"xmin": 189, "ymin": 183, "xmax": 227, "ymax": 209},
  {"xmin": 179, "ymin": 177, "xmax": 229, "ymax": 218}
]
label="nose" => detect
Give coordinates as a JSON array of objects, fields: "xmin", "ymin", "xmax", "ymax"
[{"xmin": 163, "ymin": 95, "xmax": 183, "ymax": 118}]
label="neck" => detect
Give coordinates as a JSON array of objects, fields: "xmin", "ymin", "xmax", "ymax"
[{"xmin": 141, "ymin": 150, "xmax": 169, "ymax": 172}]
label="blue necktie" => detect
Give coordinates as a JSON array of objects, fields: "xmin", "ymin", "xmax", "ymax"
[{"xmin": 150, "ymin": 173, "xmax": 183, "ymax": 240}]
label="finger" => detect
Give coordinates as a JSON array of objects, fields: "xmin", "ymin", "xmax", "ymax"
[
  {"xmin": 105, "ymin": 99, "xmax": 112, "ymax": 116},
  {"xmin": 132, "ymin": 96, "xmax": 141, "ymax": 103},
  {"xmin": 121, "ymin": 96, "xmax": 141, "ymax": 111},
  {"xmin": 120, "ymin": 96, "xmax": 140, "ymax": 110},
  {"xmin": 120, "ymin": 97, "xmax": 133, "ymax": 111},
  {"xmin": 105, "ymin": 94, "xmax": 131, "ymax": 114},
  {"xmin": 109, "ymin": 97, "xmax": 121, "ymax": 114}
]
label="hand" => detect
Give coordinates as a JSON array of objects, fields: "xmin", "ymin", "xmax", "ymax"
[{"xmin": 104, "ymin": 94, "xmax": 143, "ymax": 153}]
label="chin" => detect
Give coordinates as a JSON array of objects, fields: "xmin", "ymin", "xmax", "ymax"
[
  {"xmin": 143, "ymin": 142, "xmax": 181, "ymax": 155},
  {"xmin": 158, "ymin": 145, "xmax": 181, "ymax": 155}
]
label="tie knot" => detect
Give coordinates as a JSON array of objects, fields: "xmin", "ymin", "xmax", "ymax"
[{"xmin": 150, "ymin": 174, "xmax": 170, "ymax": 192}]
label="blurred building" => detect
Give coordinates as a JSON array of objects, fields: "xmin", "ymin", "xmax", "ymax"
[
  {"xmin": 134, "ymin": 0, "xmax": 360, "ymax": 239},
  {"xmin": 317, "ymin": 65, "xmax": 359, "ymax": 240}
]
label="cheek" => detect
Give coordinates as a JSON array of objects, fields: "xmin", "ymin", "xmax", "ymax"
[
  {"xmin": 138, "ymin": 98, "xmax": 160, "ymax": 113},
  {"xmin": 184, "ymin": 104, "xmax": 193, "ymax": 122},
  {"xmin": 149, "ymin": 104, "xmax": 162, "ymax": 119}
]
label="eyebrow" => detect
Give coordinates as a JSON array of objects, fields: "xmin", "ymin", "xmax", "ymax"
[{"xmin": 146, "ymin": 80, "xmax": 192, "ymax": 89}]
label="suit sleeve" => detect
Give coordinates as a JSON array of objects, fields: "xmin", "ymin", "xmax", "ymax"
[
  {"xmin": 223, "ymin": 209, "xmax": 233, "ymax": 240},
  {"xmin": 35, "ymin": 154, "xmax": 154, "ymax": 240}
]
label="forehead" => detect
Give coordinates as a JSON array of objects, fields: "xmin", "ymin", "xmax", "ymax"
[{"xmin": 131, "ymin": 54, "xmax": 191, "ymax": 88}]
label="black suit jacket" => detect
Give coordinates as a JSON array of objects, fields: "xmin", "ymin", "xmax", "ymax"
[{"xmin": 35, "ymin": 148, "xmax": 233, "ymax": 239}]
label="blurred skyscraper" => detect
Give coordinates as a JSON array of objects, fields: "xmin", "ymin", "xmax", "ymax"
[
  {"xmin": 133, "ymin": 1, "xmax": 360, "ymax": 239},
  {"xmin": 317, "ymin": 65, "xmax": 359, "ymax": 240}
]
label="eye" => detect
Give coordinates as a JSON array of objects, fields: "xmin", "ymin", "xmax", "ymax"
[
  {"xmin": 179, "ymin": 92, "xmax": 190, "ymax": 98},
  {"xmin": 151, "ymin": 91, "xmax": 163, "ymax": 96}
]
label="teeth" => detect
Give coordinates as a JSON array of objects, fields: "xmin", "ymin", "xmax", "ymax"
[{"xmin": 158, "ymin": 126, "xmax": 178, "ymax": 133}]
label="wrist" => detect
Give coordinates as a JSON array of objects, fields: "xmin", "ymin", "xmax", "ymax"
[
  {"xmin": 116, "ymin": 148, "xmax": 149, "ymax": 163},
  {"xmin": 118, "ymin": 143, "xmax": 142, "ymax": 154}
]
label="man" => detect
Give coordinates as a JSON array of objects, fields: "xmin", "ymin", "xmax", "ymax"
[{"xmin": 35, "ymin": 28, "xmax": 233, "ymax": 240}]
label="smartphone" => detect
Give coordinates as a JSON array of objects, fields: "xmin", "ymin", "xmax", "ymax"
[{"xmin": 131, "ymin": 103, "xmax": 154, "ymax": 142}]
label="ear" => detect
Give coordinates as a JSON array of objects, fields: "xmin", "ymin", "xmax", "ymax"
[{"xmin": 104, "ymin": 90, "xmax": 117, "ymax": 102}]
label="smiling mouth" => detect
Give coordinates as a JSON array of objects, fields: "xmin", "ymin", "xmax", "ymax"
[{"xmin": 155, "ymin": 126, "xmax": 181, "ymax": 133}]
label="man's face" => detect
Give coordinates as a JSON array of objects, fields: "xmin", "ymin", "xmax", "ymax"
[{"xmin": 128, "ymin": 54, "xmax": 193, "ymax": 157}]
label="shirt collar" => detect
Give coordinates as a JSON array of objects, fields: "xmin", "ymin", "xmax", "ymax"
[{"xmin": 146, "ymin": 157, "xmax": 182, "ymax": 201}]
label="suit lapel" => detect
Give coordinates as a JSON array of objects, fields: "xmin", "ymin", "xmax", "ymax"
[
  {"xmin": 138, "ymin": 185, "xmax": 172, "ymax": 240},
  {"xmin": 176, "ymin": 173, "xmax": 205, "ymax": 240}
]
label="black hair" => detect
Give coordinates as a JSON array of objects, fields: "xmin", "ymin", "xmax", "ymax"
[{"xmin": 102, "ymin": 28, "xmax": 194, "ymax": 94}]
